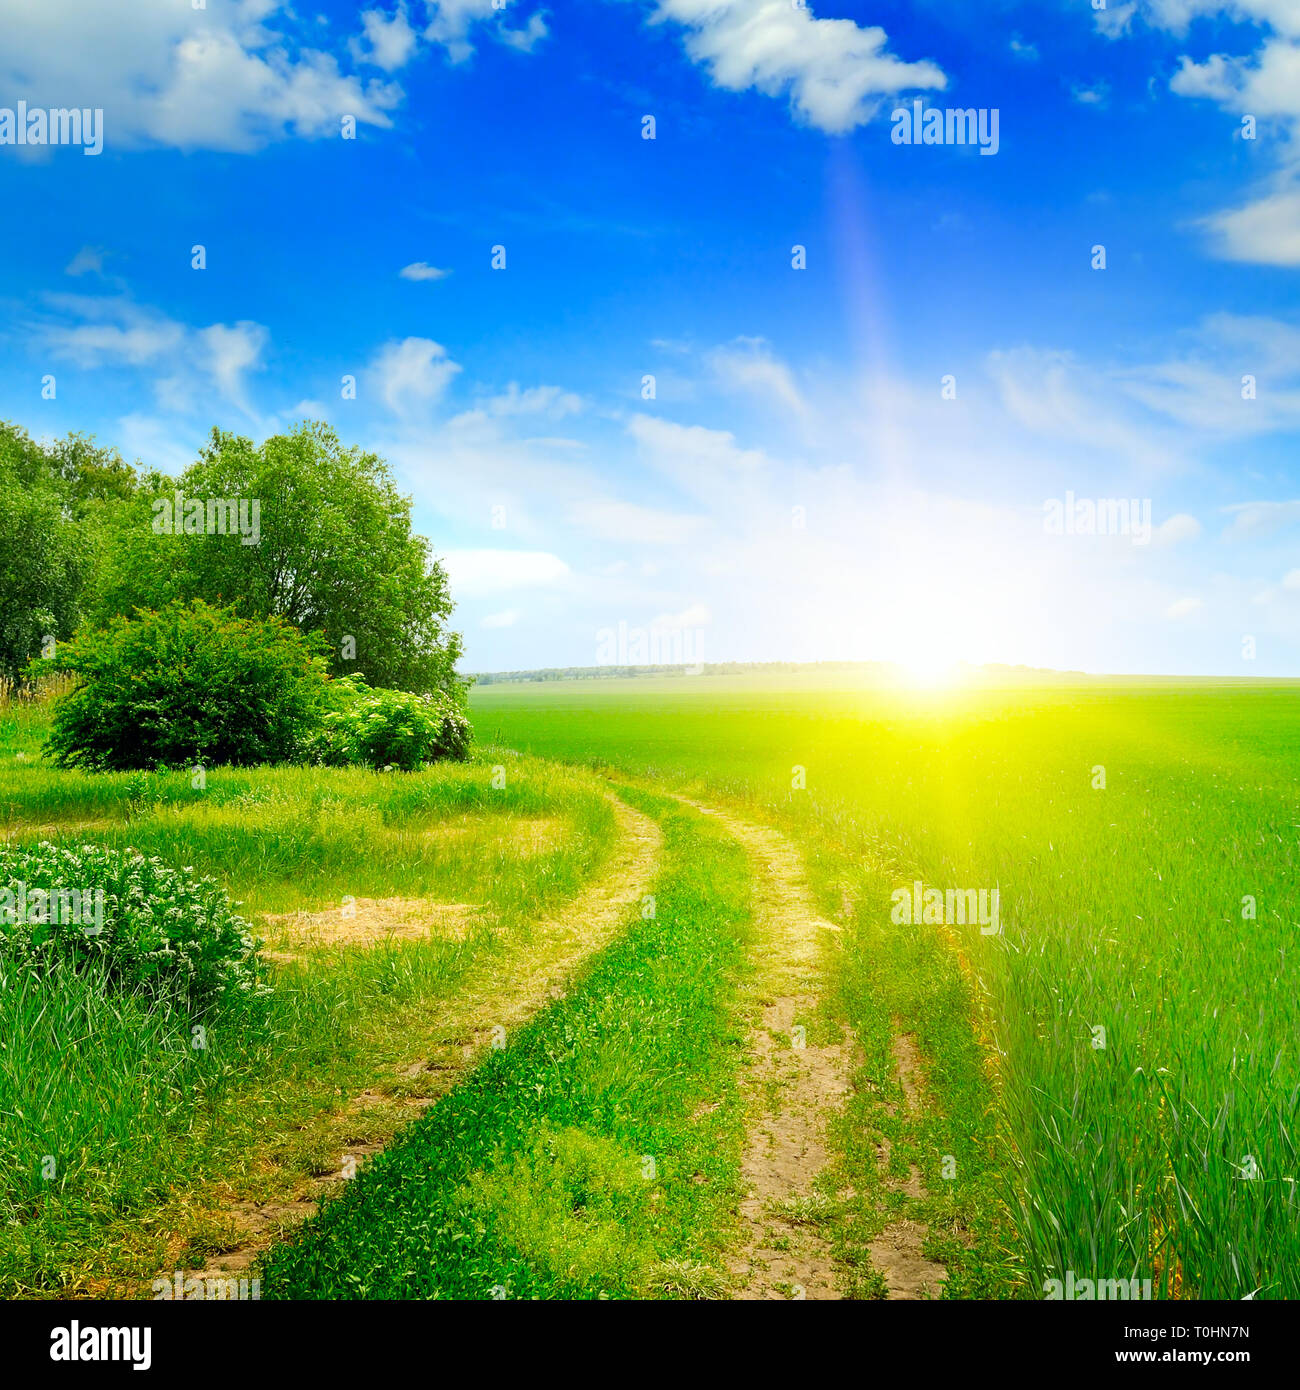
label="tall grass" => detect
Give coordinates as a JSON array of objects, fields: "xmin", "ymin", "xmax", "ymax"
[{"xmin": 0, "ymin": 713, "xmax": 623, "ymax": 1295}]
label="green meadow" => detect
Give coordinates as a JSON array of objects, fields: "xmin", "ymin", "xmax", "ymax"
[
  {"xmin": 3, "ymin": 672, "xmax": 1297, "ymax": 1300},
  {"xmin": 471, "ymin": 673, "xmax": 1300, "ymax": 1299},
  {"xmin": 0, "ymin": 698, "xmax": 622, "ymax": 1296}
]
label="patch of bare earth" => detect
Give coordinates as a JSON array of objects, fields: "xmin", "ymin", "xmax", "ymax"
[
  {"xmin": 260, "ymin": 898, "xmax": 479, "ymax": 963},
  {"xmin": 867, "ymin": 1027, "xmax": 948, "ymax": 1300},
  {"xmin": 679, "ymin": 799, "xmax": 850, "ymax": 1301},
  {"xmin": 149, "ymin": 793, "xmax": 661, "ymax": 1293}
]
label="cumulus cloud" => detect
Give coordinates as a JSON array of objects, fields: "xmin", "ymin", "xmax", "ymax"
[
  {"xmin": 1200, "ymin": 182, "xmax": 1300, "ymax": 266},
  {"xmin": 0, "ymin": 0, "xmax": 408, "ymax": 154},
  {"xmin": 0, "ymin": 0, "xmax": 551, "ymax": 155},
  {"xmin": 648, "ymin": 0, "xmax": 946, "ymax": 133},
  {"xmin": 369, "ymin": 336, "xmax": 462, "ymax": 415},
  {"xmin": 352, "ymin": 5, "xmax": 420, "ymax": 71},
  {"xmin": 1125, "ymin": 6, "xmax": 1300, "ymax": 264},
  {"xmin": 198, "ymin": 321, "xmax": 269, "ymax": 413},
  {"xmin": 424, "ymin": 0, "xmax": 549, "ymax": 63}
]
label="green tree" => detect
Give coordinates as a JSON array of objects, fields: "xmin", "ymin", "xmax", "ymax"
[
  {"xmin": 0, "ymin": 422, "xmax": 141, "ymax": 687},
  {"xmin": 96, "ymin": 422, "xmax": 464, "ymax": 698},
  {"xmin": 0, "ymin": 457, "xmax": 84, "ymax": 687}
]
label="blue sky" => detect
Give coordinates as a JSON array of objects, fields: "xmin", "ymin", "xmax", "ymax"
[{"xmin": 3, "ymin": 0, "xmax": 1300, "ymax": 675}]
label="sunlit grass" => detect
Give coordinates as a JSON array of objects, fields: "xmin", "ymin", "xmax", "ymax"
[
  {"xmin": 472, "ymin": 676, "xmax": 1300, "ymax": 1299},
  {"xmin": 0, "ymin": 703, "xmax": 623, "ymax": 1296}
]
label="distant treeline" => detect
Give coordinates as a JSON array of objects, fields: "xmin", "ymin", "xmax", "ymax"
[{"xmin": 474, "ymin": 661, "xmax": 900, "ymax": 684}]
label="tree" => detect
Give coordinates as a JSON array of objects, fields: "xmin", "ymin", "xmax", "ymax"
[
  {"xmin": 95, "ymin": 422, "xmax": 464, "ymax": 698},
  {"xmin": 0, "ymin": 458, "xmax": 84, "ymax": 687},
  {"xmin": 0, "ymin": 422, "xmax": 141, "ymax": 687}
]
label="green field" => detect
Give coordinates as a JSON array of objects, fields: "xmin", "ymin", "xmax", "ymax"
[
  {"xmin": 4, "ymin": 673, "xmax": 1298, "ymax": 1300},
  {"xmin": 471, "ymin": 674, "xmax": 1300, "ymax": 1299}
]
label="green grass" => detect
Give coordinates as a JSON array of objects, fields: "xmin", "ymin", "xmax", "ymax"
[
  {"xmin": 260, "ymin": 787, "xmax": 755, "ymax": 1299},
  {"xmin": 472, "ymin": 675, "xmax": 1300, "ymax": 1299},
  {"xmin": 0, "ymin": 704, "xmax": 626, "ymax": 1296}
]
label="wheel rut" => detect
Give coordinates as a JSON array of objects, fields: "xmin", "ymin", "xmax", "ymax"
[
  {"xmin": 675, "ymin": 797, "xmax": 851, "ymax": 1301},
  {"xmin": 146, "ymin": 791, "xmax": 662, "ymax": 1294}
]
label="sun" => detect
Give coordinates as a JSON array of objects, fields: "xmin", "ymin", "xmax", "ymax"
[{"xmin": 897, "ymin": 654, "xmax": 961, "ymax": 690}]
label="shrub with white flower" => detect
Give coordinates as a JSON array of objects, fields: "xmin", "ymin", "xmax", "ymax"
[{"xmin": 0, "ymin": 841, "xmax": 267, "ymax": 1009}]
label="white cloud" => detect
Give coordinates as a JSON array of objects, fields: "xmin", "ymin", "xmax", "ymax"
[
  {"xmin": 1200, "ymin": 183, "xmax": 1300, "ymax": 267},
  {"xmin": 651, "ymin": 602, "xmax": 711, "ymax": 631},
  {"xmin": 424, "ymin": 0, "xmax": 549, "ymax": 63},
  {"xmin": 1222, "ymin": 499, "xmax": 1300, "ymax": 538},
  {"xmin": 498, "ymin": 11, "xmax": 549, "ymax": 53},
  {"xmin": 1145, "ymin": 10, "xmax": 1300, "ymax": 264},
  {"xmin": 0, "ymin": 0, "xmax": 404, "ymax": 154},
  {"xmin": 569, "ymin": 498, "xmax": 706, "ymax": 544},
  {"xmin": 1152, "ymin": 513, "xmax": 1202, "ymax": 546},
  {"xmin": 987, "ymin": 346, "xmax": 1181, "ymax": 468},
  {"xmin": 1117, "ymin": 314, "xmax": 1300, "ymax": 434},
  {"xmin": 629, "ymin": 414, "xmax": 769, "ymax": 472},
  {"xmin": 32, "ymin": 292, "xmax": 273, "ymax": 416},
  {"xmin": 65, "ymin": 246, "xmax": 108, "ymax": 277},
  {"xmin": 199, "ymin": 321, "xmax": 268, "ymax": 413},
  {"xmin": 709, "ymin": 338, "xmax": 804, "ymax": 413},
  {"xmin": 482, "ymin": 608, "xmax": 520, "ymax": 628},
  {"xmin": 1166, "ymin": 596, "xmax": 1204, "ymax": 618},
  {"xmin": 485, "ymin": 383, "xmax": 583, "ymax": 418},
  {"xmin": 440, "ymin": 548, "xmax": 570, "ymax": 597},
  {"xmin": 352, "ymin": 5, "xmax": 420, "ymax": 71},
  {"xmin": 369, "ymin": 336, "xmax": 462, "ymax": 415},
  {"xmin": 37, "ymin": 295, "xmax": 186, "ymax": 367},
  {"xmin": 399, "ymin": 260, "xmax": 452, "ymax": 281},
  {"xmin": 1284, "ymin": 568, "xmax": 1300, "ymax": 588},
  {"xmin": 1094, "ymin": 2, "xmax": 1137, "ymax": 38},
  {"xmin": 1071, "ymin": 81, "xmax": 1110, "ymax": 107},
  {"xmin": 1009, "ymin": 36, "xmax": 1039, "ymax": 61},
  {"xmin": 116, "ymin": 413, "xmax": 202, "ymax": 475},
  {"xmin": 649, "ymin": 0, "xmax": 946, "ymax": 134}
]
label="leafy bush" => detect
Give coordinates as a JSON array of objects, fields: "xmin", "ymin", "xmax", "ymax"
[
  {"xmin": 313, "ymin": 676, "xmax": 472, "ymax": 770},
  {"xmin": 0, "ymin": 841, "xmax": 266, "ymax": 1009},
  {"xmin": 40, "ymin": 599, "xmax": 331, "ymax": 771}
]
